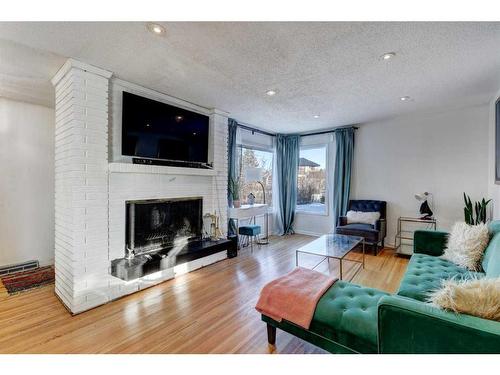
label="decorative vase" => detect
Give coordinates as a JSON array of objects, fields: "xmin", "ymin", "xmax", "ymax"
[
  {"xmin": 248, "ymin": 193, "xmax": 256, "ymax": 205},
  {"xmin": 233, "ymin": 200, "xmax": 241, "ymax": 208}
]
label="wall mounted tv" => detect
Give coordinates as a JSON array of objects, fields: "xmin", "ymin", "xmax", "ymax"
[{"xmin": 122, "ymin": 92, "xmax": 210, "ymax": 167}]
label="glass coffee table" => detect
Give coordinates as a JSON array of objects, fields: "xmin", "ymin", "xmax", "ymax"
[{"xmin": 296, "ymin": 234, "xmax": 365, "ymax": 281}]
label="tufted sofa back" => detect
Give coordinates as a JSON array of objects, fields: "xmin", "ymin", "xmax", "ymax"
[
  {"xmin": 348, "ymin": 200, "xmax": 387, "ymax": 220},
  {"xmin": 482, "ymin": 220, "xmax": 500, "ymax": 278}
]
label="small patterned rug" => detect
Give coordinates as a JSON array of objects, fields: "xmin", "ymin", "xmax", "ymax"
[{"xmin": 0, "ymin": 266, "xmax": 55, "ymax": 295}]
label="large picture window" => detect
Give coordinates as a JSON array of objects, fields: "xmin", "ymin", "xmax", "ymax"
[
  {"xmin": 296, "ymin": 145, "xmax": 327, "ymax": 214},
  {"xmin": 239, "ymin": 147, "xmax": 273, "ymax": 206}
]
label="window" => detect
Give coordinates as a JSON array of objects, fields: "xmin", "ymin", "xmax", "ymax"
[
  {"xmin": 296, "ymin": 146, "xmax": 327, "ymax": 214},
  {"xmin": 239, "ymin": 147, "xmax": 273, "ymax": 206}
]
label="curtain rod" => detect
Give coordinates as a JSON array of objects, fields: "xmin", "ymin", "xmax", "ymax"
[
  {"xmin": 236, "ymin": 122, "xmax": 358, "ymax": 138},
  {"xmin": 299, "ymin": 125, "xmax": 359, "ymax": 137},
  {"xmin": 237, "ymin": 123, "xmax": 277, "ymax": 137}
]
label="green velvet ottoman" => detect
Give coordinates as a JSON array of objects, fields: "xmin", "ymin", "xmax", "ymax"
[{"xmin": 262, "ymin": 281, "xmax": 389, "ymax": 353}]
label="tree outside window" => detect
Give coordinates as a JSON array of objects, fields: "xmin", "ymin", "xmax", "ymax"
[
  {"xmin": 296, "ymin": 146, "xmax": 327, "ymax": 214},
  {"xmin": 239, "ymin": 147, "xmax": 273, "ymax": 206}
]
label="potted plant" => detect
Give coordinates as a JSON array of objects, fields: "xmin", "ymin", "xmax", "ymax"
[
  {"xmin": 229, "ymin": 177, "xmax": 241, "ymax": 208},
  {"xmin": 463, "ymin": 193, "xmax": 491, "ymax": 225}
]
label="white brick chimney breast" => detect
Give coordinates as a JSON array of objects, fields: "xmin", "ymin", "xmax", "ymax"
[{"xmin": 52, "ymin": 59, "xmax": 229, "ymax": 314}]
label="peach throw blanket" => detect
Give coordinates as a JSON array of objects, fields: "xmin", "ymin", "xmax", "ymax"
[{"xmin": 255, "ymin": 267, "xmax": 337, "ymax": 329}]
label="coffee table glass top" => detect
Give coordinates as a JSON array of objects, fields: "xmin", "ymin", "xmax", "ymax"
[{"xmin": 296, "ymin": 233, "xmax": 363, "ymax": 259}]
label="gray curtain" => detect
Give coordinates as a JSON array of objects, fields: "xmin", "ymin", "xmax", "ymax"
[
  {"xmin": 333, "ymin": 127, "xmax": 355, "ymax": 228},
  {"xmin": 227, "ymin": 119, "xmax": 238, "ymax": 235},
  {"xmin": 276, "ymin": 134, "xmax": 300, "ymax": 235}
]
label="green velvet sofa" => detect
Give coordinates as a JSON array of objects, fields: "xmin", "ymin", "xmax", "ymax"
[{"xmin": 261, "ymin": 221, "xmax": 500, "ymax": 354}]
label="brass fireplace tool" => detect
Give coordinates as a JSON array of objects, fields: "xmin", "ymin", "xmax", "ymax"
[{"xmin": 204, "ymin": 211, "xmax": 224, "ymax": 241}]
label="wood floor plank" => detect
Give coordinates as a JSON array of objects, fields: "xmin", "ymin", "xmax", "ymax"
[{"xmin": 0, "ymin": 234, "xmax": 408, "ymax": 353}]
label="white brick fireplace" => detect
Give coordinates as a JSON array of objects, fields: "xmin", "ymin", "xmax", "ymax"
[{"xmin": 52, "ymin": 59, "xmax": 229, "ymax": 314}]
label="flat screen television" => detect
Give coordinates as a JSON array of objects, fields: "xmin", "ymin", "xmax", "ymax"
[{"xmin": 122, "ymin": 92, "xmax": 210, "ymax": 166}]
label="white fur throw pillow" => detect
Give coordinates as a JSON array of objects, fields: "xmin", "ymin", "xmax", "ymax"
[
  {"xmin": 428, "ymin": 277, "xmax": 500, "ymax": 321},
  {"xmin": 442, "ymin": 222, "xmax": 489, "ymax": 271},
  {"xmin": 346, "ymin": 211, "xmax": 380, "ymax": 225}
]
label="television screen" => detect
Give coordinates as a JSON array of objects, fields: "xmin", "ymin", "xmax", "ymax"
[{"xmin": 122, "ymin": 92, "xmax": 209, "ymax": 164}]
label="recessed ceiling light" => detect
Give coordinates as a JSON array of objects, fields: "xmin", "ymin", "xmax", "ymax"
[
  {"xmin": 175, "ymin": 115, "xmax": 184, "ymax": 122},
  {"xmin": 381, "ymin": 52, "xmax": 396, "ymax": 60},
  {"xmin": 400, "ymin": 96, "xmax": 411, "ymax": 101},
  {"xmin": 313, "ymin": 115, "xmax": 320, "ymax": 119},
  {"xmin": 265, "ymin": 89, "xmax": 277, "ymax": 96},
  {"xmin": 147, "ymin": 22, "xmax": 166, "ymax": 35}
]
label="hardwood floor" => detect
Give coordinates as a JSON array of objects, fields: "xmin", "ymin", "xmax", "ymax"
[{"xmin": 0, "ymin": 235, "xmax": 409, "ymax": 354}]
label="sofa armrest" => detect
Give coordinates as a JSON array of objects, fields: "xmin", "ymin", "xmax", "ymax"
[
  {"xmin": 413, "ymin": 230, "xmax": 448, "ymax": 256},
  {"xmin": 337, "ymin": 216, "xmax": 348, "ymax": 226},
  {"xmin": 378, "ymin": 295, "xmax": 500, "ymax": 353}
]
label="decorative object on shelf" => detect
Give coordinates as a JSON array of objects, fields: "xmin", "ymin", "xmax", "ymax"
[
  {"xmin": 229, "ymin": 176, "xmax": 241, "ymax": 208},
  {"xmin": 203, "ymin": 211, "xmax": 224, "ymax": 241},
  {"xmin": 414, "ymin": 192, "xmax": 433, "ymax": 220},
  {"xmin": 244, "ymin": 167, "xmax": 269, "ymax": 245},
  {"xmin": 247, "ymin": 192, "xmax": 256, "ymax": 205},
  {"xmin": 463, "ymin": 193, "xmax": 491, "ymax": 225}
]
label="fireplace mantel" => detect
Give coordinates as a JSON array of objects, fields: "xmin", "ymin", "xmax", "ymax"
[{"xmin": 109, "ymin": 162, "xmax": 217, "ymax": 176}]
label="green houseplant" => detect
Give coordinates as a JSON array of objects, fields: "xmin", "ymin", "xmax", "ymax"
[
  {"xmin": 463, "ymin": 193, "xmax": 491, "ymax": 225},
  {"xmin": 229, "ymin": 176, "xmax": 241, "ymax": 208}
]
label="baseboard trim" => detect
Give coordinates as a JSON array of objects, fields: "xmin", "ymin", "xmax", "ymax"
[{"xmin": 293, "ymin": 230, "xmax": 324, "ymax": 237}]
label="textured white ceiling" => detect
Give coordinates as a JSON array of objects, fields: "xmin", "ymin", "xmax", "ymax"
[
  {"xmin": 0, "ymin": 22, "xmax": 499, "ymax": 133},
  {"xmin": 0, "ymin": 38, "xmax": 65, "ymax": 107}
]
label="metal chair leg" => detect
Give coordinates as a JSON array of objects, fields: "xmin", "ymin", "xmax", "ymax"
[{"xmin": 240, "ymin": 235, "xmax": 249, "ymax": 249}]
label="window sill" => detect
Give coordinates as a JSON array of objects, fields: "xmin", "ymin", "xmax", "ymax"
[{"xmin": 295, "ymin": 210, "xmax": 329, "ymax": 217}]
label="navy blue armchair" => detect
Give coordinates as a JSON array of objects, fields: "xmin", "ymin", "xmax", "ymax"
[{"xmin": 335, "ymin": 200, "xmax": 387, "ymax": 255}]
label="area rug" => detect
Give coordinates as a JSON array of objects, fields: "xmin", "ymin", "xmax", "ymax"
[{"xmin": 0, "ymin": 266, "xmax": 55, "ymax": 295}]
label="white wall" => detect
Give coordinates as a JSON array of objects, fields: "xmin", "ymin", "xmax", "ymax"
[
  {"xmin": 488, "ymin": 88, "xmax": 500, "ymax": 219},
  {"xmin": 352, "ymin": 104, "xmax": 489, "ymax": 246},
  {"xmin": 0, "ymin": 98, "xmax": 54, "ymax": 266}
]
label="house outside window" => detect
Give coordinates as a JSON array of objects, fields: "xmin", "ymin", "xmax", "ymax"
[{"xmin": 296, "ymin": 145, "xmax": 327, "ymax": 214}]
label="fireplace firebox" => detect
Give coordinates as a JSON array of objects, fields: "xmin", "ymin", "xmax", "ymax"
[{"xmin": 126, "ymin": 197, "xmax": 203, "ymax": 258}]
